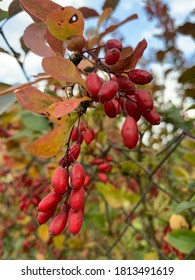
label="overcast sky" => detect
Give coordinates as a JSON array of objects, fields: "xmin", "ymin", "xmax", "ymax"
[{"xmin": 0, "ymin": 0, "xmax": 194, "ymax": 86}]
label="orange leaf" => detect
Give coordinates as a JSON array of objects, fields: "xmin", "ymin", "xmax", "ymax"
[
  {"xmin": 23, "ymin": 23, "xmax": 55, "ymax": 57},
  {"xmin": 45, "ymin": 28, "xmax": 65, "ymax": 56},
  {"xmin": 28, "ymin": 115, "xmax": 76, "ymax": 158},
  {"xmin": 97, "ymin": 8, "xmax": 113, "ymax": 29},
  {"xmin": 15, "ymin": 86, "xmax": 60, "ymax": 115},
  {"xmin": 19, "ymin": 0, "xmax": 60, "ymax": 22},
  {"xmin": 46, "ymin": 6, "xmax": 84, "ymax": 41},
  {"xmin": 53, "ymin": 96, "xmax": 90, "ymax": 118},
  {"xmin": 42, "ymin": 56, "xmax": 86, "ymax": 89}
]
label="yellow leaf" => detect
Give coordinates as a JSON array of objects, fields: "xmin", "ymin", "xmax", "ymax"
[
  {"xmin": 53, "ymin": 235, "xmax": 65, "ymax": 249},
  {"xmin": 17, "ymin": 215, "xmax": 31, "ymax": 225},
  {"xmin": 38, "ymin": 224, "xmax": 50, "ymax": 243},
  {"xmin": 144, "ymin": 252, "xmax": 159, "ymax": 260},
  {"xmin": 46, "ymin": 6, "xmax": 84, "ymax": 41}
]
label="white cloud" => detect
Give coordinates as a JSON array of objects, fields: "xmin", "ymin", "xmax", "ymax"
[{"xmin": 176, "ymin": 35, "xmax": 195, "ymax": 55}]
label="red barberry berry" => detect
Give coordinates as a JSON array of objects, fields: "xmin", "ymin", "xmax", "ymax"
[
  {"xmin": 117, "ymin": 76, "xmax": 136, "ymax": 95},
  {"xmin": 121, "ymin": 116, "xmax": 139, "ymax": 149},
  {"xmin": 69, "ymin": 187, "xmax": 85, "ymax": 211},
  {"xmin": 134, "ymin": 89, "xmax": 153, "ymax": 112},
  {"xmin": 37, "ymin": 207, "xmax": 56, "ymax": 225},
  {"xmin": 105, "ymin": 39, "xmax": 122, "ymax": 51},
  {"xmin": 68, "ymin": 209, "xmax": 83, "ymax": 235},
  {"xmin": 70, "ymin": 163, "xmax": 86, "ymax": 190},
  {"xmin": 105, "ymin": 48, "xmax": 120, "ymax": 65},
  {"xmin": 49, "ymin": 212, "xmax": 68, "ymax": 236},
  {"xmin": 98, "ymin": 80, "xmax": 119, "ymax": 103},
  {"xmin": 86, "ymin": 72, "xmax": 103, "ymax": 97},
  {"xmin": 51, "ymin": 167, "xmax": 68, "ymax": 195},
  {"xmin": 128, "ymin": 69, "xmax": 153, "ymax": 85},
  {"xmin": 38, "ymin": 192, "xmax": 62, "ymax": 212},
  {"xmin": 104, "ymin": 101, "xmax": 117, "ymax": 118},
  {"xmin": 125, "ymin": 99, "xmax": 141, "ymax": 122}
]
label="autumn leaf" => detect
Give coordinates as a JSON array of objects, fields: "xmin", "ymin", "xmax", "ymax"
[
  {"xmin": 45, "ymin": 28, "xmax": 65, "ymax": 56},
  {"xmin": 78, "ymin": 7, "xmax": 99, "ymax": 19},
  {"xmin": 19, "ymin": 0, "xmax": 60, "ymax": 22},
  {"xmin": 53, "ymin": 96, "xmax": 90, "ymax": 118},
  {"xmin": 23, "ymin": 23, "xmax": 55, "ymax": 57},
  {"xmin": 28, "ymin": 115, "xmax": 77, "ymax": 158},
  {"xmin": 42, "ymin": 56, "xmax": 86, "ymax": 89},
  {"xmin": 97, "ymin": 8, "xmax": 113, "ymax": 29},
  {"xmin": 46, "ymin": 6, "xmax": 84, "ymax": 41},
  {"xmin": 15, "ymin": 86, "xmax": 60, "ymax": 115}
]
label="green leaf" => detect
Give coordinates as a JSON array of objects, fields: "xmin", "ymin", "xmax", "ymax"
[
  {"xmin": 176, "ymin": 201, "xmax": 195, "ymax": 214},
  {"xmin": 21, "ymin": 111, "xmax": 50, "ymax": 132},
  {"xmin": 96, "ymin": 182, "xmax": 139, "ymax": 209},
  {"xmin": 0, "ymin": 93, "xmax": 16, "ymax": 115},
  {"xmin": 0, "ymin": 9, "xmax": 8, "ymax": 21},
  {"xmin": 178, "ymin": 66, "xmax": 195, "ymax": 84},
  {"xmin": 167, "ymin": 229, "xmax": 195, "ymax": 253}
]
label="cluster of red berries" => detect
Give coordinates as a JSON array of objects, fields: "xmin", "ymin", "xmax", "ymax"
[
  {"xmin": 90, "ymin": 156, "xmax": 113, "ymax": 183},
  {"xmin": 71, "ymin": 121, "xmax": 95, "ymax": 145},
  {"xmin": 37, "ymin": 160, "xmax": 88, "ymax": 236},
  {"xmin": 86, "ymin": 38, "xmax": 161, "ymax": 149}
]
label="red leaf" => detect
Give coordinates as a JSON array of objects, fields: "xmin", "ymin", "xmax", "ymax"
[
  {"xmin": 23, "ymin": 23, "xmax": 55, "ymax": 57},
  {"xmin": 79, "ymin": 7, "xmax": 99, "ymax": 18},
  {"xmin": 53, "ymin": 97, "xmax": 90, "ymax": 118},
  {"xmin": 19, "ymin": 0, "xmax": 60, "ymax": 22}
]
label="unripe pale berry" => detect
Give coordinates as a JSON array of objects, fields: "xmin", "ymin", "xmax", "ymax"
[
  {"xmin": 134, "ymin": 89, "xmax": 153, "ymax": 112},
  {"xmin": 49, "ymin": 212, "xmax": 68, "ymax": 236},
  {"xmin": 51, "ymin": 167, "xmax": 68, "ymax": 195},
  {"xmin": 86, "ymin": 72, "xmax": 103, "ymax": 97},
  {"xmin": 121, "ymin": 116, "xmax": 139, "ymax": 149},
  {"xmin": 105, "ymin": 48, "xmax": 120, "ymax": 65},
  {"xmin": 69, "ymin": 187, "xmax": 85, "ymax": 211},
  {"xmin": 98, "ymin": 80, "xmax": 119, "ymax": 103},
  {"xmin": 128, "ymin": 69, "xmax": 153, "ymax": 85},
  {"xmin": 70, "ymin": 163, "xmax": 86, "ymax": 190},
  {"xmin": 68, "ymin": 209, "xmax": 83, "ymax": 235},
  {"xmin": 38, "ymin": 192, "xmax": 62, "ymax": 212}
]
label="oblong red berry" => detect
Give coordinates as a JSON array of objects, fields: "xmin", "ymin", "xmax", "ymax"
[
  {"xmin": 117, "ymin": 76, "xmax": 136, "ymax": 95},
  {"xmin": 105, "ymin": 39, "xmax": 122, "ymax": 50},
  {"xmin": 98, "ymin": 173, "xmax": 108, "ymax": 183},
  {"xmin": 98, "ymin": 80, "xmax": 119, "ymax": 103},
  {"xmin": 38, "ymin": 192, "xmax": 62, "ymax": 212},
  {"xmin": 69, "ymin": 187, "xmax": 85, "ymax": 211},
  {"xmin": 49, "ymin": 212, "xmax": 68, "ymax": 236},
  {"xmin": 105, "ymin": 48, "xmax": 120, "ymax": 65},
  {"xmin": 70, "ymin": 163, "xmax": 86, "ymax": 190},
  {"xmin": 134, "ymin": 89, "xmax": 153, "ymax": 112},
  {"xmin": 121, "ymin": 116, "xmax": 139, "ymax": 149},
  {"xmin": 67, "ymin": 143, "xmax": 81, "ymax": 165},
  {"xmin": 51, "ymin": 167, "xmax": 68, "ymax": 195},
  {"xmin": 37, "ymin": 207, "xmax": 56, "ymax": 225},
  {"xmin": 68, "ymin": 209, "xmax": 83, "ymax": 235},
  {"xmin": 104, "ymin": 101, "xmax": 117, "ymax": 118},
  {"xmin": 141, "ymin": 107, "xmax": 161, "ymax": 125},
  {"xmin": 83, "ymin": 127, "xmax": 95, "ymax": 144},
  {"xmin": 128, "ymin": 69, "xmax": 153, "ymax": 85},
  {"xmin": 86, "ymin": 72, "xmax": 103, "ymax": 97},
  {"xmin": 98, "ymin": 162, "xmax": 112, "ymax": 173},
  {"xmin": 125, "ymin": 99, "xmax": 141, "ymax": 122}
]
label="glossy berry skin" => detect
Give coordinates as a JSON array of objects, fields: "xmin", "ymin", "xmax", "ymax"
[
  {"xmin": 68, "ymin": 209, "xmax": 83, "ymax": 235},
  {"xmin": 37, "ymin": 207, "xmax": 56, "ymax": 225},
  {"xmin": 49, "ymin": 212, "xmax": 68, "ymax": 236},
  {"xmin": 125, "ymin": 99, "xmax": 141, "ymax": 122},
  {"xmin": 128, "ymin": 69, "xmax": 153, "ymax": 85},
  {"xmin": 51, "ymin": 167, "xmax": 68, "ymax": 195},
  {"xmin": 66, "ymin": 143, "xmax": 81, "ymax": 165},
  {"xmin": 38, "ymin": 192, "xmax": 62, "ymax": 212},
  {"xmin": 98, "ymin": 80, "xmax": 119, "ymax": 103},
  {"xmin": 134, "ymin": 89, "xmax": 153, "ymax": 112},
  {"xmin": 70, "ymin": 163, "xmax": 86, "ymax": 190},
  {"xmin": 117, "ymin": 76, "xmax": 136, "ymax": 95},
  {"xmin": 98, "ymin": 162, "xmax": 112, "ymax": 173},
  {"xmin": 121, "ymin": 116, "xmax": 139, "ymax": 149},
  {"xmin": 69, "ymin": 187, "xmax": 85, "ymax": 211},
  {"xmin": 105, "ymin": 48, "xmax": 120, "ymax": 65},
  {"xmin": 105, "ymin": 39, "xmax": 122, "ymax": 51},
  {"xmin": 104, "ymin": 101, "xmax": 117, "ymax": 118},
  {"xmin": 86, "ymin": 73, "xmax": 103, "ymax": 97},
  {"xmin": 141, "ymin": 107, "xmax": 161, "ymax": 125}
]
